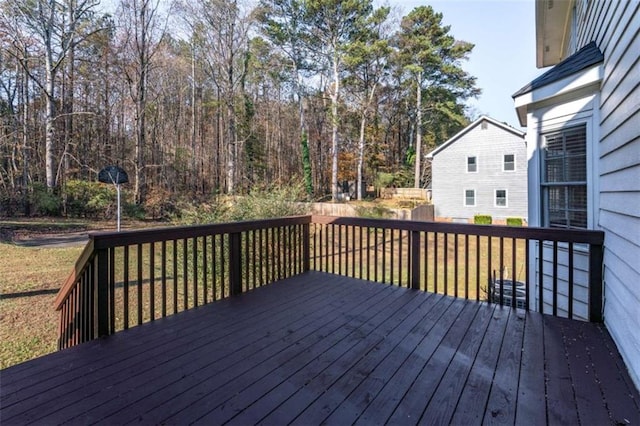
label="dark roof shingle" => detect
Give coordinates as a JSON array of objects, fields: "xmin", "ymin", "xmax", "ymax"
[{"xmin": 513, "ymin": 41, "xmax": 603, "ymax": 97}]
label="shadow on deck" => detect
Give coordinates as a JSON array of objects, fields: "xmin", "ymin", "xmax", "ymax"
[{"xmin": 1, "ymin": 272, "xmax": 639, "ymax": 425}]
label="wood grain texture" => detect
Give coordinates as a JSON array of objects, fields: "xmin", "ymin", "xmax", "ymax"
[{"xmin": 2, "ymin": 272, "xmax": 638, "ymax": 425}]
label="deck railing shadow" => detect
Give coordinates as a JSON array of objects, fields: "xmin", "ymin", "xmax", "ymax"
[{"xmin": 54, "ymin": 215, "xmax": 604, "ymax": 350}]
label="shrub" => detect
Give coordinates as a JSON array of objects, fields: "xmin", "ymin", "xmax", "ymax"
[
  {"xmin": 30, "ymin": 183, "xmax": 61, "ymax": 216},
  {"xmin": 506, "ymin": 217, "xmax": 524, "ymax": 227},
  {"xmin": 474, "ymin": 214, "xmax": 492, "ymax": 225},
  {"xmin": 177, "ymin": 183, "xmax": 309, "ymax": 225},
  {"xmin": 63, "ymin": 179, "xmax": 115, "ymax": 218},
  {"xmin": 123, "ymin": 200, "xmax": 146, "ymax": 220},
  {"xmin": 144, "ymin": 187, "xmax": 177, "ymax": 220}
]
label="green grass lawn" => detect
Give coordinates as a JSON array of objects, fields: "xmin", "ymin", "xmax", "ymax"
[{"xmin": 0, "ymin": 243, "xmax": 83, "ymax": 368}]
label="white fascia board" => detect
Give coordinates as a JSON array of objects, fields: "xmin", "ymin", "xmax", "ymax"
[{"xmin": 513, "ymin": 63, "xmax": 603, "ymax": 126}]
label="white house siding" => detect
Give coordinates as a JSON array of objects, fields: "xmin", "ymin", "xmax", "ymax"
[
  {"xmin": 536, "ymin": 242, "xmax": 590, "ymax": 321},
  {"xmin": 431, "ymin": 119, "xmax": 527, "ymax": 222},
  {"xmin": 573, "ymin": 0, "xmax": 640, "ymax": 389},
  {"xmin": 529, "ymin": 0, "xmax": 640, "ymax": 388},
  {"xmin": 524, "ymin": 94, "xmax": 599, "ymax": 324}
]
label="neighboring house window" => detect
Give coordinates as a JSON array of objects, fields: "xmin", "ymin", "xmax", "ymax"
[
  {"xmin": 467, "ymin": 156, "xmax": 477, "ymax": 172},
  {"xmin": 542, "ymin": 125, "xmax": 587, "ymax": 229},
  {"xmin": 464, "ymin": 189, "xmax": 476, "ymax": 206},
  {"xmin": 495, "ymin": 189, "xmax": 507, "ymax": 207},
  {"xmin": 503, "ymin": 154, "xmax": 515, "ymax": 171}
]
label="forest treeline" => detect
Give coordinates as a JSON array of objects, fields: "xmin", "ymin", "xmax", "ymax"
[{"xmin": 0, "ymin": 0, "xmax": 480, "ymax": 218}]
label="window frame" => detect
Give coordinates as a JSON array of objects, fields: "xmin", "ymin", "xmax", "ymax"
[
  {"xmin": 464, "ymin": 189, "xmax": 476, "ymax": 207},
  {"xmin": 466, "ymin": 156, "xmax": 477, "ymax": 173},
  {"xmin": 495, "ymin": 189, "xmax": 508, "ymax": 208},
  {"xmin": 503, "ymin": 153, "xmax": 516, "ymax": 172},
  {"xmin": 540, "ymin": 124, "xmax": 588, "ymax": 230}
]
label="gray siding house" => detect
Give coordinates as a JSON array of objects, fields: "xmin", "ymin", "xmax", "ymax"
[
  {"xmin": 513, "ymin": 0, "xmax": 639, "ymax": 389},
  {"xmin": 427, "ymin": 116, "xmax": 527, "ymax": 223}
]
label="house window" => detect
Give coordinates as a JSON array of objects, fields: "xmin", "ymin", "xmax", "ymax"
[
  {"xmin": 464, "ymin": 189, "xmax": 475, "ymax": 206},
  {"xmin": 467, "ymin": 156, "xmax": 477, "ymax": 172},
  {"xmin": 495, "ymin": 189, "xmax": 507, "ymax": 207},
  {"xmin": 503, "ymin": 154, "xmax": 515, "ymax": 171},
  {"xmin": 542, "ymin": 125, "xmax": 587, "ymax": 229}
]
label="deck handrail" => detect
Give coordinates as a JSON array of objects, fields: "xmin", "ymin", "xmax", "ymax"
[
  {"xmin": 54, "ymin": 214, "xmax": 604, "ymax": 350},
  {"xmin": 311, "ymin": 215, "xmax": 605, "ymax": 244}
]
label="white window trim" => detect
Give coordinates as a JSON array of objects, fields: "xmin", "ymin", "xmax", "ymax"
[
  {"xmin": 540, "ymin": 124, "xmax": 588, "ymax": 229},
  {"xmin": 536, "ymin": 113, "xmax": 597, "ymax": 230},
  {"xmin": 503, "ymin": 153, "xmax": 516, "ymax": 172},
  {"xmin": 464, "ymin": 189, "xmax": 476, "ymax": 207},
  {"xmin": 495, "ymin": 189, "xmax": 508, "ymax": 208},
  {"xmin": 466, "ymin": 155, "xmax": 478, "ymax": 173}
]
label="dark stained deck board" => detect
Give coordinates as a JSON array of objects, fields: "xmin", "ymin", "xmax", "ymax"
[
  {"xmin": 543, "ymin": 315, "xmax": 581, "ymax": 425},
  {"xmin": 223, "ymin": 290, "xmax": 441, "ymax": 425},
  {"xmin": 483, "ymin": 306, "xmax": 526, "ymax": 425},
  {"xmin": 448, "ymin": 306, "xmax": 512, "ymax": 425},
  {"xmin": 1, "ymin": 271, "xmax": 639, "ymax": 426},
  {"xmin": 316, "ymin": 298, "xmax": 467, "ymax": 425},
  {"xmin": 562, "ymin": 317, "xmax": 640, "ymax": 424},
  {"xmin": 279, "ymin": 295, "xmax": 457, "ymax": 425},
  {"xmin": 193, "ymin": 283, "xmax": 430, "ymax": 424},
  {"xmin": 417, "ymin": 301, "xmax": 498, "ymax": 425},
  {"xmin": 515, "ymin": 312, "xmax": 546, "ymax": 426},
  {"xmin": 560, "ymin": 316, "xmax": 612, "ymax": 425},
  {"xmin": 384, "ymin": 301, "xmax": 482, "ymax": 425},
  {"xmin": 2, "ymin": 271, "xmax": 329, "ymax": 394},
  {"xmin": 159, "ymin": 281, "xmax": 422, "ymax": 425},
  {"xmin": 26, "ymin": 274, "xmax": 391, "ymax": 425},
  {"xmin": 97, "ymin": 275, "xmax": 405, "ymax": 425}
]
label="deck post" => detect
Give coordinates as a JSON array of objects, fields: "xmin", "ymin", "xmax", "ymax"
[
  {"xmin": 410, "ymin": 230, "xmax": 421, "ymax": 290},
  {"xmin": 303, "ymin": 222, "xmax": 310, "ymax": 273},
  {"xmin": 588, "ymin": 242, "xmax": 604, "ymax": 322},
  {"xmin": 95, "ymin": 247, "xmax": 110, "ymax": 338},
  {"xmin": 230, "ymin": 232, "xmax": 242, "ymax": 296}
]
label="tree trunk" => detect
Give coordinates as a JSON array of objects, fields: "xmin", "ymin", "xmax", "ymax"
[
  {"xmin": 21, "ymin": 59, "xmax": 30, "ymax": 214},
  {"xmin": 135, "ymin": 1, "xmax": 148, "ymax": 205},
  {"xmin": 330, "ymin": 55, "xmax": 339, "ymax": 201},
  {"xmin": 414, "ymin": 71, "xmax": 422, "ymax": 188},
  {"xmin": 45, "ymin": 61, "xmax": 56, "ymax": 189},
  {"xmin": 357, "ymin": 112, "xmax": 366, "ymax": 200}
]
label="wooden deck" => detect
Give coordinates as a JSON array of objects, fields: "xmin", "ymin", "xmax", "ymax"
[{"xmin": 1, "ymin": 272, "xmax": 639, "ymax": 425}]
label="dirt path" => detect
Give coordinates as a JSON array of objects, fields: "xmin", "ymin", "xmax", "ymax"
[{"xmin": 11, "ymin": 231, "xmax": 89, "ymax": 248}]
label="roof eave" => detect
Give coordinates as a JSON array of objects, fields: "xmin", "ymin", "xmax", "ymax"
[
  {"xmin": 536, "ymin": 0, "xmax": 575, "ymax": 67},
  {"xmin": 513, "ymin": 62, "xmax": 603, "ymax": 126}
]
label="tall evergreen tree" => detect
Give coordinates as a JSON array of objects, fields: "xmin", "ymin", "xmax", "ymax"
[{"xmin": 393, "ymin": 6, "xmax": 480, "ymax": 188}]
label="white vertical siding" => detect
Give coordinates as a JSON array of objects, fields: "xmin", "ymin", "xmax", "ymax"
[
  {"xmin": 431, "ymin": 120, "xmax": 527, "ymax": 222},
  {"xmin": 573, "ymin": 0, "xmax": 640, "ymax": 389}
]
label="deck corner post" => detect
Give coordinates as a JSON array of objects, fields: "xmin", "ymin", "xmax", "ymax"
[
  {"xmin": 410, "ymin": 230, "xmax": 421, "ymax": 290},
  {"xmin": 589, "ymin": 242, "xmax": 604, "ymax": 322},
  {"xmin": 95, "ymin": 247, "xmax": 110, "ymax": 338},
  {"xmin": 303, "ymin": 221, "xmax": 311, "ymax": 273},
  {"xmin": 230, "ymin": 232, "xmax": 242, "ymax": 296}
]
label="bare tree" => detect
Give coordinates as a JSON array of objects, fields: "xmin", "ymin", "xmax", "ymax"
[
  {"xmin": 180, "ymin": 0, "xmax": 253, "ymax": 194},
  {"xmin": 1, "ymin": 0, "xmax": 101, "ymax": 189},
  {"xmin": 117, "ymin": 0, "xmax": 166, "ymax": 204}
]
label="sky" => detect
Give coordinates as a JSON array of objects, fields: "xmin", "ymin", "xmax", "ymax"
[{"xmin": 386, "ymin": 0, "xmax": 544, "ymax": 129}]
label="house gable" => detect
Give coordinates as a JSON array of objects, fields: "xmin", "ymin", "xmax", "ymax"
[{"xmin": 428, "ymin": 116, "xmax": 527, "ymax": 222}]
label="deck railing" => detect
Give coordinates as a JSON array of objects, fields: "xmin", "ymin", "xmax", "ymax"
[
  {"xmin": 55, "ymin": 215, "xmax": 604, "ymax": 350},
  {"xmin": 54, "ymin": 216, "xmax": 310, "ymax": 349}
]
